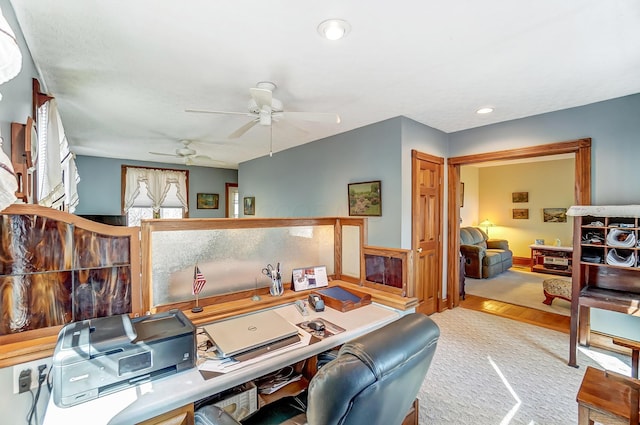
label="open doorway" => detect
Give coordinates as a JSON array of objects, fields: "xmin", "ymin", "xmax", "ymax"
[
  {"xmin": 225, "ymin": 183, "xmax": 239, "ymax": 218},
  {"xmin": 460, "ymin": 154, "xmax": 575, "ymax": 265},
  {"xmin": 445, "ymin": 138, "xmax": 592, "ymax": 310}
]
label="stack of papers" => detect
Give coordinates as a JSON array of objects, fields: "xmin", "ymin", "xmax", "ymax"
[{"xmin": 255, "ymin": 366, "xmax": 302, "ymax": 394}]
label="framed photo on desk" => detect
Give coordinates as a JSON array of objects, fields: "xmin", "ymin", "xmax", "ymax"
[{"xmin": 292, "ymin": 266, "xmax": 328, "ymax": 291}]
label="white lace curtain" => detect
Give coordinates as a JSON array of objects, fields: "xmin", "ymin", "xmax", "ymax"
[
  {"xmin": 37, "ymin": 99, "xmax": 80, "ymax": 212},
  {"xmin": 123, "ymin": 167, "xmax": 188, "ymax": 213}
]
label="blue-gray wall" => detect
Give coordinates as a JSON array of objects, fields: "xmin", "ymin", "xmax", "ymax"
[
  {"xmin": 449, "ymin": 94, "xmax": 640, "ymax": 205},
  {"xmin": 240, "ymin": 117, "xmax": 403, "ymax": 247},
  {"xmin": 239, "ymin": 116, "xmax": 449, "ymax": 249},
  {"xmin": 75, "ymin": 156, "xmax": 237, "ymax": 218}
]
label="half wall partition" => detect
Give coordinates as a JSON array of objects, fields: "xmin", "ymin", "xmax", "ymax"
[{"xmin": 141, "ymin": 217, "xmax": 366, "ymax": 313}]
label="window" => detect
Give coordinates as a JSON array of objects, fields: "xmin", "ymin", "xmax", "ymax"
[
  {"xmin": 36, "ymin": 99, "xmax": 80, "ymax": 211},
  {"xmin": 127, "ymin": 206, "xmax": 184, "ymax": 226},
  {"xmin": 122, "ymin": 166, "xmax": 189, "ymax": 225}
]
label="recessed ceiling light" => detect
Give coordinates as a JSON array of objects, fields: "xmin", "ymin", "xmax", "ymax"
[
  {"xmin": 476, "ymin": 107, "xmax": 494, "ymax": 114},
  {"xmin": 317, "ymin": 19, "xmax": 351, "ymax": 41}
]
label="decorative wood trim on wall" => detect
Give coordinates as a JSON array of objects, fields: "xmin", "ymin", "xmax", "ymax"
[{"xmin": 362, "ymin": 245, "xmax": 414, "ymax": 297}]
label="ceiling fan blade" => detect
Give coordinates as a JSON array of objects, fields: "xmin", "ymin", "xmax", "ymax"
[
  {"xmin": 149, "ymin": 151, "xmax": 179, "ymax": 157},
  {"xmin": 250, "ymin": 88, "xmax": 272, "ymax": 109},
  {"xmin": 185, "ymin": 108, "xmax": 251, "ymax": 117},
  {"xmin": 193, "ymin": 154, "xmax": 227, "ymax": 163},
  {"xmin": 275, "ymin": 118, "xmax": 309, "ymax": 137},
  {"xmin": 283, "ymin": 111, "xmax": 341, "ymax": 124},
  {"xmin": 229, "ymin": 119, "xmax": 259, "ymax": 139}
]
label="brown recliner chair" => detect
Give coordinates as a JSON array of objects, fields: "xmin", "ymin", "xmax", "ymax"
[
  {"xmin": 196, "ymin": 313, "xmax": 440, "ymax": 425},
  {"xmin": 460, "ymin": 227, "xmax": 512, "ymax": 278}
]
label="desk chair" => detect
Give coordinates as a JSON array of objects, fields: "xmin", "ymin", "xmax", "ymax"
[{"xmin": 196, "ymin": 313, "xmax": 440, "ymax": 425}]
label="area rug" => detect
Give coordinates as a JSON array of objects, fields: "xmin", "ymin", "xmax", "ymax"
[
  {"xmin": 418, "ymin": 308, "xmax": 631, "ymax": 425},
  {"xmin": 464, "ymin": 268, "xmax": 571, "ymax": 316}
]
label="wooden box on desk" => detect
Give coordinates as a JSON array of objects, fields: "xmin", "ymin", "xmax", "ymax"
[{"xmin": 312, "ymin": 286, "xmax": 372, "ymax": 312}]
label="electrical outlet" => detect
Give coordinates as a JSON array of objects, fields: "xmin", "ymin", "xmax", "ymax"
[
  {"xmin": 13, "ymin": 358, "xmax": 52, "ymax": 394},
  {"xmin": 18, "ymin": 369, "xmax": 31, "ymax": 393}
]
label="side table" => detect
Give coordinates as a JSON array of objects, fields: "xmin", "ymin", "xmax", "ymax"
[{"xmin": 529, "ymin": 244, "xmax": 573, "ymax": 276}]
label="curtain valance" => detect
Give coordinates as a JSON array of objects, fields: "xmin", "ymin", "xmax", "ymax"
[{"xmin": 123, "ymin": 167, "xmax": 188, "ymax": 213}]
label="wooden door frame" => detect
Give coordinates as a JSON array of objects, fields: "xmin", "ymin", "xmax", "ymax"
[
  {"xmin": 446, "ymin": 138, "xmax": 592, "ymax": 310},
  {"xmin": 412, "ymin": 150, "xmax": 444, "ymax": 313}
]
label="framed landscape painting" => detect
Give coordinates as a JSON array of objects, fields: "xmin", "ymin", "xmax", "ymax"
[
  {"xmin": 348, "ymin": 181, "xmax": 382, "ymax": 216},
  {"xmin": 512, "ymin": 192, "xmax": 529, "ymax": 203},
  {"xmin": 513, "ymin": 208, "xmax": 529, "ymax": 219},
  {"xmin": 543, "ymin": 208, "xmax": 567, "ymax": 222},
  {"xmin": 197, "ymin": 193, "xmax": 219, "ymax": 209}
]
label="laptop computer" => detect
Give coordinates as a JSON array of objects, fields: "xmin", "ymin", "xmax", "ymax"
[{"xmin": 202, "ymin": 310, "xmax": 300, "ymax": 360}]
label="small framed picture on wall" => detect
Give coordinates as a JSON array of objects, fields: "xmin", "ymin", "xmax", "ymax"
[
  {"xmin": 348, "ymin": 181, "xmax": 382, "ymax": 216},
  {"xmin": 512, "ymin": 192, "xmax": 529, "ymax": 203},
  {"xmin": 513, "ymin": 208, "xmax": 529, "ymax": 219},
  {"xmin": 243, "ymin": 197, "xmax": 255, "ymax": 215},
  {"xmin": 196, "ymin": 193, "xmax": 219, "ymax": 209}
]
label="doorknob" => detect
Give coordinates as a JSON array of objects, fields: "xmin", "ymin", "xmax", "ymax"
[{"xmin": 417, "ymin": 247, "xmax": 423, "ymax": 253}]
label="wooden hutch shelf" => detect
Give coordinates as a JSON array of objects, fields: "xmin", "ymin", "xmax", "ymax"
[{"xmin": 567, "ymin": 205, "xmax": 640, "ymax": 368}]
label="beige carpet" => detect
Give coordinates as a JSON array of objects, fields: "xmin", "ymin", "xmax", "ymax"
[
  {"xmin": 464, "ymin": 268, "xmax": 571, "ymax": 316},
  {"xmin": 419, "ymin": 308, "xmax": 631, "ymax": 425}
]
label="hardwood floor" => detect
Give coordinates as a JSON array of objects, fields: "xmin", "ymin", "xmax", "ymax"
[{"xmin": 459, "ymin": 294, "xmax": 570, "ymax": 333}]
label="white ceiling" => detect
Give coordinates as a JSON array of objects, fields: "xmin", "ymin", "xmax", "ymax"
[{"xmin": 9, "ymin": 1, "xmax": 640, "ymax": 169}]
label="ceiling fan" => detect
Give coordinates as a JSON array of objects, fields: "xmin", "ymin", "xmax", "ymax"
[
  {"xmin": 185, "ymin": 81, "xmax": 341, "ymax": 139},
  {"xmin": 149, "ymin": 140, "xmax": 226, "ymax": 166}
]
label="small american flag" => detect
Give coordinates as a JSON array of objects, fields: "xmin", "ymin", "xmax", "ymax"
[{"xmin": 192, "ymin": 265, "xmax": 207, "ymax": 295}]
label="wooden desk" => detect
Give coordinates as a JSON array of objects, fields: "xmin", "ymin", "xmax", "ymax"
[
  {"xmin": 577, "ymin": 366, "xmax": 639, "ymax": 425},
  {"xmin": 43, "ymin": 303, "xmax": 403, "ymax": 425}
]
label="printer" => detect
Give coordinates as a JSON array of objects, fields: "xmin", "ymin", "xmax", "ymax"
[{"xmin": 52, "ymin": 309, "xmax": 196, "ymax": 408}]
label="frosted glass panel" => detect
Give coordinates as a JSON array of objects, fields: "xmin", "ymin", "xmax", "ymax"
[
  {"xmin": 151, "ymin": 225, "xmax": 335, "ymax": 306},
  {"xmin": 342, "ymin": 225, "xmax": 361, "ymax": 278}
]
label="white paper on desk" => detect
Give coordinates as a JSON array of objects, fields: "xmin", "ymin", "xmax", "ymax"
[
  {"xmin": 259, "ymin": 374, "xmax": 302, "ymax": 395},
  {"xmin": 198, "ymin": 357, "xmax": 239, "ymax": 372},
  {"xmin": 198, "ymin": 332, "xmax": 311, "ymax": 374}
]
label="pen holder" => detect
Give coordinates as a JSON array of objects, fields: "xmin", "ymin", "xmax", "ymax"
[{"xmin": 270, "ymin": 276, "xmax": 284, "ymax": 296}]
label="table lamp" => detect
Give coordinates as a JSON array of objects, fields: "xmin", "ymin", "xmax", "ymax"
[{"xmin": 479, "ymin": 219, "xmax": 494, "ymax": 236}]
